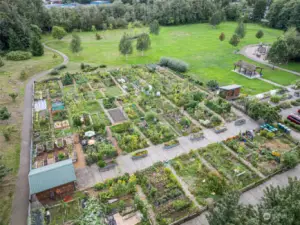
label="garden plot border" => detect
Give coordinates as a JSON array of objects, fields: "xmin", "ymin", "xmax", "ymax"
[{"xmin": 107, "ymin": 107, "xmax": 128, "ymax": 124}]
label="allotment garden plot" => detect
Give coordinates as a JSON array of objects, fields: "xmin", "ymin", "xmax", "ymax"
[{"xmin": 224, "ymin": 130, "xmax": 300, "ymax": 176}]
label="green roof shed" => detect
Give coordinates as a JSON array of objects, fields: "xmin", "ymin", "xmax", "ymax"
[{"xmin": 29, "ymin": 159, "xmax": 76, "ymax": 195}]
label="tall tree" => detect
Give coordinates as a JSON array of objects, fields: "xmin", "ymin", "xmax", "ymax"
[
  {"xmin": 210, "ymin": 11, "xmax": 223, "ymax": 28},
  {"xmin": 136, "ymin": 33, "xmax": 151, "ymax": 56},
  {"xmin": 52, "ymin": 26, "xmax": 67, "ymax": 40},
  {"xmin": 229, "ymin": 34, "xmax": 240, "ymax": 47},
  {"xmin": 252, "ymin": 0, "xmax": 267, "ymax": 22},
  {"xmin": 69, "ymin": 34, "xmax": 82, "ymax": 55},
  {"xmin": 119, "ymin": 34, "xmax": 133, "ymax": 60},
  {"xmin": 149, "ymin": 20, "xmax": 160, "ymax": 35},
  {"xmin": 8, "ymin": 29, "xmax": 22, "ymax": 51},
  {"xmin": 267, "ymin": 38, "xmax": 289, "ymax": 64},
  {"xmin": 235, "ymin": 21, "xmax": 246, "ymax": 38},
  {"xmin": 255, "ymin": 30, "xmax": 264, "ymax": 40},
  {"xmin": 30, "ymin": 35, "xmax": 44, "ymax": 56}
]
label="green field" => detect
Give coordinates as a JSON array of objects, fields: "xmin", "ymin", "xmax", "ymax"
[{"xmin": 45, "ymin": 22, "xmax": 300, "ymax": 95}]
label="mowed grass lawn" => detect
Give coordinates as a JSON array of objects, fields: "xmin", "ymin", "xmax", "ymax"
[{"xmin": 45, "ymin": 22, "xmax": 300, "ymax": 95}]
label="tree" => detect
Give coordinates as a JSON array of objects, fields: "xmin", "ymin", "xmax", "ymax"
[
  {"xmin": 2, "ymin": 125, "xmax": 16, "ymax": 141},
  {"xmin": 229, "ymin": 34, "xmax": 240, "ymax": 47},
  {"xmin": 252, "ymin": 0, "xmax": 267, "ymax": 22},
  {"xmin": 30, "ymin": 24, "xmax": 42, "ymax": 39},
  {"xmin": 136, "ymin": 33, "xmax": 151, "ymax": 56},
  {"xmin": 210, "ymin": 11, "xmax": 223, "ymax": 28},
  {"xmin": 30, "ymin": 35, "xmax": 44, "ymax": 56},
  {"xmin": 9, "ymin": 93, "xmax": 18, "ymax": 102},
  {"xmin": 207, "ymin": 192, "xmax": 258, "ymax": 225},
  {"xmin": 207, "ymin": 178, "xmax": 300, "ymax": 224},
  {"xmin": 0, "ymin": 107, "xmax": 11, "ymax": 121},
  {"xmin": 8, "ymin": 29, "xmax": 22, "ymax": 51},
  {"xmin": 52, "ymin": 26, "xmax": 67, "ymax": 40},
  {"xmin": 256, "ymin": 30, "xmax": 264, "ymax": 40},
  {"xmin": 0, "ymin": 57, "xmax": 4, "ymax": 67},
  {"xmin": 69, "ymin": 34, "xmax": 82, "ymax": 55},
  {"xmin": 149, "ymin": 20, "xmax": 160, "ymax": 35},
  {"xmin": 119, "ymin": 34, "xmax": 133, "ymax": 60},
  {"xmin": 267, "ymin": 38, "xmax": 289, "ymax": 64},
  {"xmin": 219, "ymin": 32, "xmax": 225, "ymax": 42},
  {"xmin": 235, "ymin": 21, "xmax": 246, "ymax": 39}
]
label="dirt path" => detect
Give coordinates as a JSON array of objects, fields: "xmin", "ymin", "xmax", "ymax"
[
  {"xmin": 166, "ymin": 164, "xmax": 203, "ymax": 210},
  {"xmin": 136, "ymin": 185, "xmax": 157, "ymax": 225},
  {"xmin": 106, "ymin": 126, "xmax": 122, "ymax": 155},
  {"xmin": 73, "ymin": 134, "xmax": 86, "ymax": 169},
  {"xmin": 10, "ymin": 44, "xmax": 68, "ymax": 225}
]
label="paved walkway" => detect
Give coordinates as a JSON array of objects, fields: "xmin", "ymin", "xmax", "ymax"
[
  {"xmin": 75, "ymin": 111, "xmax": 259, "ymax": 189},
  {"xmin": 258, "ymin": 77, "xmax": 285, "ymax": 88},
  {"xmin": 240, "ymin": 45, "xmax": 300, "ymax": 76},
  {"xmin": 10, "ymin": 45, "xmax": 68, "ymax": 225}
]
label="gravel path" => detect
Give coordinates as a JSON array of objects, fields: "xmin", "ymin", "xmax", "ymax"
[
  {"xmin": 10, "ymin": 45, "xmax": 68, "ymax": 225},
  {"xmin": 239, "ymin": 44, "xmax": 300, "ymax": 76}
]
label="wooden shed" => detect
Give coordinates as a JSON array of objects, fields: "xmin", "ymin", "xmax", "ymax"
[
  {"xmin": 219, "ymin": 84, "xmax": 241, "ymax": 100},
  {"xmin": 29, "ymin": 159, "xmax": 76, "ymax": 201}
]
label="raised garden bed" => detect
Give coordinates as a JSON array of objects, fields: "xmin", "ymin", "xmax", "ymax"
[
  {"xmin": 164, "ymin": 139, "xmax": 180, "ymax": 149},
  {"xmin": 131, "ymin": 150, "xmax": 148, "ymax": 160}
]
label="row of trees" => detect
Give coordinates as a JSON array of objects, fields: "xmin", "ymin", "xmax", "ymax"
[
  {"xmin": 0, "ymin": 0, "xmax": 46, "ymax": 53},
  {"xmin": 207, "ymin": 178, "xmax": 300, "ymax": 225}
]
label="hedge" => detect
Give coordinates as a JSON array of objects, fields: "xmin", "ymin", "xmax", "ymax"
[
  {"xmin": 284, "ymin": 119, "xmax": 300, "ymax": 132},
  {"xmin": 6, "ymin": 51, "xmax": 32, "ymax": 61},
  {"xmin": 159, "ymin": 57, "xmax": 189, "ymax": 72}
]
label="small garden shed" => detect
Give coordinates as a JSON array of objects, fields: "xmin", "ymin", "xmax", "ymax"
[
  {"xmin": 219, "ymin": 84, "xmax": 241, "ymax": 100},
  {"xmin": 29, "ymin": 159, "xmax": 76, "ymax": 201}
]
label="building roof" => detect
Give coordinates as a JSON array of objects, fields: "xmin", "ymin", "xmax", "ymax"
[
  {"xmin": 219, "ymin": 84, "xmax": 241, "ymax": 91},
  {"xmin": 29, "ymin": 159, "xmax": 76, "ymax": 195}
]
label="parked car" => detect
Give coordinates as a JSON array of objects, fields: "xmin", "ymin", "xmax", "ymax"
[{"xmin": 287, "ymin": 115, "xmax": 300, "ymax": 125}]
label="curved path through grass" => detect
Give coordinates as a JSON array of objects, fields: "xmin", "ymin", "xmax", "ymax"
[{"xmin": 10, "ymin": 45, "xmax": 68, "ymax": 225}]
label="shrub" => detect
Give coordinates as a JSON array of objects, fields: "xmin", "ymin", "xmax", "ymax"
[
  {"xmin": 284, "ymin": 119, "xmax": 300, "ymax": 131},
  {"xmin": 278, "ymin": 101, "xmax": 292, "ymax": 109},
  {"xmin": 95, "ymin": 33, "xmax": 102, "ymax": 40},
  {"xmin": 283, "ymin": 151, "xmax": 298, "ymax": 168},
  {"xmin": 80, "ymin": 63, "xmax": 85, "ymax": 70},
  {"xmin": 266, "ymin": 132, "xmax": 275, "ymax": 139},
  {"xmin": 99, "ymin": 64, "xmax": 107, "ymax": 68},
  {"xmin": 6, "ymin": 51, "xmax": 31, "ymax": 61},
  {"xmin": 19, "ymin": 70, "xmax": 29, "ymax": 80},
  {"xmin": 207, "ymin": 80, "xmax": 219, "ymax": 91},
  {"xmin": 94, "ymin": 182, "xmax": 106, "ymax": 191},
  {"xmin": 49, "ymin": 69, "xmax": 59, "ymax": 75},
  {"xmin": 159, "ymin": 57, "xmax": 189, "ymax": 72},
  {"xmin": 270, "ymin": 95, "xmax": 281, "ymax": 103},
  {"xmin": 52, "ymin": 26, "xmax": 67, "ymax": 40},
  {"xmin": 54, "ymin": 64, "xmax": 67, "ymax": 70},
  {"xmin": 97, "ymin": 160, "xmax": 107, "ymax": 168},
  {"xmin": 260, "ymin": 129, "xmax": 268, "ymax": 137},
  {"xmin": 172, "ymin": 200, "xmax": 191, "ymax": 211}
]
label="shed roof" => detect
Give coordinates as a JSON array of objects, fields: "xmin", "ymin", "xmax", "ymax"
[
  {"xmin": 219, "ymin": 84, "xmax": 241, "ymax": 90},
  {"xmin": 29, "ymin": 159, "xmax": 76, "ymax": 195}
]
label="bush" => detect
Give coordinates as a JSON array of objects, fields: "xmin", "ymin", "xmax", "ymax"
[
  {"xmin": 172, "ymin": 200, "xmax": 191, "ymax": 211},
  {"xmin": 95, "ymin": 33, "xmax": 102, "ymax": 40},
  {"xmin": 80, "ymin": 63, "xmax": 85, "ymax": 70},
  {"xmin": 94, "ymin": 182, "xmax": 106, "ymax": 191},
  {"xmin": 270, "ymin": 95, "xmax": 281, "ymax": 103},
  {"xmin": 266, "ymin": 132, "xmax": 275, "ymax": 139},
  {"xmin": 6, "ymin": 51, "xmax": 31, "ymax": 61},
  {"xmin": 283, "ymin": 151, "xmax": 298, "ymax": 168},
  {"xmin": 99, "ymin": 64, "xmax": 107, "ymax": 68},
  {"xmin": 159, "ymin": 57, "xmax": 189, "ymax": 72},
  {"xmin": 19, "ymin": 70, "xmax": 29, "ymax": 80},
  {"xmin": 97, "ymin": 160, "xmax": 107, "ymax": 168},
  {"xmin": 49, "ymin": 69, "xmax": 59, "ymax": 75},
  {"xmin": 260, "ymin": 129, "xmax": 268, "ymax": 137},
  {"xmin": 54, "ymin": 64, "xmax": 67, "ymax": 70},
  {"xmin": 284, "ymin": 119, "xmax": 300, "ymax": 131},
  {"xmin": 52, "ymin": 26, "xmax": 67, "ymax": 40}
]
